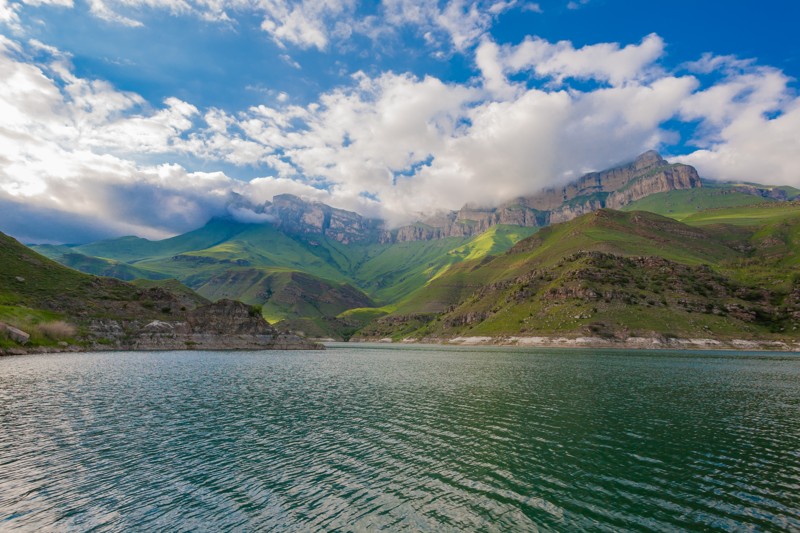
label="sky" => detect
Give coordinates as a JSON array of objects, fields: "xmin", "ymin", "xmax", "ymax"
[{"xmin": 1, "ymin": 0, "xmax": 799, "ymax": 243}]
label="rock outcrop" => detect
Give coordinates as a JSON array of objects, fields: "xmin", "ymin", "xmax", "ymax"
[
  {"xmin": 243, "ymin": 151, "xmax": 701, "ymax": 244},
  {"xmin": 0, "ymin": 322, "xmax": 30, "ymax": 345},
  {"xmin": 87, "ymin": 299, "xmax": 321, "ymax": 350},
  {"xmin": 384, "ymin": 151, "xmax": 700, "ymax": 241},
  {"xmin": 269, "ymin": 194, "xmax": 384, "ymax": 244}
]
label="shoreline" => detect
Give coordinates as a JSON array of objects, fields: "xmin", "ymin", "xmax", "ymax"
[
  {"xmin": 353, "ymin": 335, "xmax": 800, "ymax": 352},
  {"xmin": 0, "ymin": 337, "xmax": 324, "ymax": 356},
  {"xmin": 5, "ymin": 335, "xmax": 800, "ymax": 355}
]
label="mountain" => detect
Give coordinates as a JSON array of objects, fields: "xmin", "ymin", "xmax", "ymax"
[
  {"xmin": 22, "ymin": 150, "xmax": 800, "ymax": 343},
  {"xmin": 356, "ymin": 206, "xmax": 800, "ymax": 346},
  {"xmin": 226, "ymin": 151, "xmax": 702, "ymax": 244},
  {"xmin": 30, "ymin": 214, "xmax": 538, "ymax": 338},
  {"xmin": 0, "ymin": 231, "xmax": 317, "ymax": 353},
  {"xmin": 396, "ymin": 150, "xmax": 701, "ymax": 240}
]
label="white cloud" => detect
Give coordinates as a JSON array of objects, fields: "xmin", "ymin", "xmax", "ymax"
[
  {"xmin": 1, "ymin": 33, "xmax": 800, "ymax": 243},
  {"xmin": 86, "ymin": 0, "xmax": 144, "ymax": 26},
  {"xmin": 675, "ymin": 66, "xmax": 800, "ymax": 185},
  {"xmin": 491, "ymin": 32, "xmax": 665, "ymax": 87},
  {"xmin": 521, "ymin": 2, "xmax": 541, "ymax": 13},
  {"xmin": 382, "ymin": 0, "xmax": 513, "ymax": 52},
  {"xmin": 0, "ymin": 0, "xmax": 22, "ymax": 32}
]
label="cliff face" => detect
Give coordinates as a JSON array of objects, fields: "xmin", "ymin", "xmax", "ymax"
[
  {"xmin": 385, "ymin": 151, "xmax": 700, "ymax": 242},
  {"xmin": 270, "ymin": 194, "xmax": 383, "ymax": 244},
  {"xmin": 88, "ymin": 299, "xmax": 321, "ymax": 350},
  {"xmin": 246, "ymin": 151, "xmax": 701, "ymax": 245}
]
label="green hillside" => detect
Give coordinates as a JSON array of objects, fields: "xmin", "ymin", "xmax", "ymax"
[
  {"xmin": 0, "ymin": 232, "xmax": 206, "ymax": 350},
  {"xmin": 74, "ymin": 218, "xmax": 252, "ymax": 262},
  {"xmin": 621, "ymin": 188, "xmax": 774, "ymax": 220},
  {"xmin": 359, "ymin": 208, "xmax": 800, "ymax": 342},
  {"xmin": 32, "ymin": 247, "xmax": 170, "ymax": 281},
  {"xmin": 27, "ymin": 198, "xmax": 800, "ymax": 343},
  {"xmin": 193, "ymin": 267, "xmax": 373, "ymax": 323},
  {"xmin": 391, "ymin": 210, "xmax": 739, "ymax": 315},
  {"xmin": 30, "ymin": 219, "xmax": 535, "ymax": 337}
]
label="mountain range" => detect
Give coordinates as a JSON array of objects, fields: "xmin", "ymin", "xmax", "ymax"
[{"xmin": 9, "ymin": 151, "xmax": 800, "ymax": 347}]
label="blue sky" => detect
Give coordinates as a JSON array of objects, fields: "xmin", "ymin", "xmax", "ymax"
[{"xmin": 1, "ymin": 0, "xmax": 799, "ymax": 242}]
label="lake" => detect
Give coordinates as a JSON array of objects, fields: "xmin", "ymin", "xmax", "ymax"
[{"xmin": 1, "ymin": 344, "xmax": 799, "ymax": 530}]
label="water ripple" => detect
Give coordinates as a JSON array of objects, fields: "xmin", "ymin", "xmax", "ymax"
[{"xmin": 1, "ymin": 346, "xmax": 800, "ymax": 530}]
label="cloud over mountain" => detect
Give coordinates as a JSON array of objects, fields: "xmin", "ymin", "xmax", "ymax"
[{"xmin": 0, "ymin": 3, "xmax": 799, "ymax": 243}]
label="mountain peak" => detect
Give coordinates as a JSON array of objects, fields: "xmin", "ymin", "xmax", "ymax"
[{"xmin": 633, "ymin": 150, "xmax": 665, "ymax": 170}]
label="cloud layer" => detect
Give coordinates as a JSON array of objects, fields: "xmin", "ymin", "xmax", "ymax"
[{"xmin": 1, "ymin": 5, "xmax": 799, "ymax": 243}]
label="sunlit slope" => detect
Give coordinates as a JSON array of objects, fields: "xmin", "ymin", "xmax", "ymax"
[
  {"xmin": 1, "ymin": 232, "xmax": 207, "ymax": 349},
  {"xmin": 621, "ymin": 188, "xmax": 775, "ymax": 220},
  {"xmin": 678, "ymin": 202, "xmax": 800, "ymax": 290},
  {"xmin": 358, "ymin": 209, "xmax": 800, "ymax": 341},
  {"xmin": 34, "ymin": 219, "xmax": 536, "ymax": 306},
  {"xmin": 393, "ymin": 210, "xmax": 741, "ymax": 315}
]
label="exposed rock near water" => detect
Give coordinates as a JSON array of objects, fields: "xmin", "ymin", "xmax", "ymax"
[
  {"xmin": 0, "ymin": 322, "xmax": 30, "ymax": 345},
  {"xmin": 87, "ymin": 299, "xmax": 321, "ymax": 351}
]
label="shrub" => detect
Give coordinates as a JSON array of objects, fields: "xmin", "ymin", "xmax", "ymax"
[{"xmin": 35, "ymin": 321, "xmax": 76, "ymax": 340}]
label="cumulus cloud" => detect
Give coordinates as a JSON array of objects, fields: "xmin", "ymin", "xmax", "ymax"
[
  {"xmin": 479, "ymin": 32, "xmax": 666, "ymax": 88},
  {"xmin": 382, "ymin": 0, "xmax": 514, "ymax": 52},
  {"xmin": 1, "ymin": 32, "xmax": 799, "ymax": 244},
  {"xmin": 675, "ymin": 65, "xmax": 800, "ymax": 185}
]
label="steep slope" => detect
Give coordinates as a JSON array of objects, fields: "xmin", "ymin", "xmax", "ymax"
[
  {"xmin": 73, "ymin": 218, "xmax": 251, "ymax": 262},
  {"xmin": 0, "ymin": 232, "xmax": 315, "ymax": 352},
  {"xmin": 31, "ymin": 247, "xmax": 170, "ymax": 281},
  {"xmin": 194, "ymin": 268, "xmax": 374, "ymax": 323},
  {"xmin": 390, "ymin": 151, "xmax": 701, "ymax": 240},
  {"xmin": 33, "ymin": 220, "xmax": 536, "ymax": 319},
  {"xmin": 393, "ymin": 210, "xmax": 740, "ymax": 315},
  {"xmin": 357, "ymin": 209, "xmax": 800, "ymax": 343}
]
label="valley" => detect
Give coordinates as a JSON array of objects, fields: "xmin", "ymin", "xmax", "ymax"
[{"xmin": 8, "ymin": 151, "xmax": 800, "ymax": 348}]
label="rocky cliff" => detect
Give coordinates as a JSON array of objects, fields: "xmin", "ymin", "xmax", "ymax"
[
  {"xmin": 226, "ymin": 151, "xmax": 700, "ymax": 245},
  {"xmin": 269, "ymin": 194, "xmax": 384, "ymax": 244},
  {"xmin": 386, "ymin": 151, "xmax": 701, "ymax": 241},
  {"xmin": 88, "ymin": 299, "xmax": 320, "ymax": 351}
]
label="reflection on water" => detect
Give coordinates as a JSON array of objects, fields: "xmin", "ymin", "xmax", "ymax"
[{"xmin": 1, "ymin": 345, "xmax": 799, "ymax": 530}]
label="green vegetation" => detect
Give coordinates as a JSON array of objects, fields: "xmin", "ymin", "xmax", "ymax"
[
  {"xmin": 0, "ymin": 231, "xmax": 226, "ymax": 351},
  {"xmin": 18, "ymin": 191, "xmax": 800, "ymax": 343},
  {"xmin": 32, "ymin": 247, "xmax": 170, "ymax": 281},
  {"xmin": 359, "ymin": 206, "xmax": 800, "ymax": 342},
  {"xmin": 29, "ymin": 218, "xmax": 536, "ymax": 338},
  {"xmin": 621, "ymin": 188, "xmax": 774, "ymax": 220}
]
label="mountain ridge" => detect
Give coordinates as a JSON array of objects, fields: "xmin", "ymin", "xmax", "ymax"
[{"xmin": 355, "ymin": 206, "xmax": 800, "ymax": 346}]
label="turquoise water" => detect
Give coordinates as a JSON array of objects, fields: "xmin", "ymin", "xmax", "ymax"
[{"xmin": 1, "ymin": 344, "xmax": 799, "ymax": 530}]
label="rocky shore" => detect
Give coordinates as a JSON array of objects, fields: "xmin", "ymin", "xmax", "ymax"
[
  {"xmin": 355, "ymin": 335, "xmax": 800, "ymax": 352},
  {"xmin": 1, "ymin": 300, "xmax": 322, "ymax": 355}
]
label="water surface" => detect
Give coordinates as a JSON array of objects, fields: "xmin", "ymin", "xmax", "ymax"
[{"xmin": 1, "ymin": 344, "xmax": 799, "ymax": 530}]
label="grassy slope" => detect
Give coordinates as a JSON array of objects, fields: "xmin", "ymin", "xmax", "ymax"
[
  {"xmin": 677, "ymin": 202, "xmax": 800, "ymax": 292},
  {"xmin": 40, "ymin": 220, "xmax": 535, "ymax": 314},
  {"xmin": 0, "ymin": 233, "xmax": 204, "ymax": 349},
  {"xmin": 394, "ymin": 210, "xmax": 739, "ymax": 315},
  {"xmin": 621, "ymin": 188, "xmax": 773, "ymax": 220},
  {"xmin": 361, "ymin": 208, "xmax": 800, "ymax": 341},
  {"xmin": 32, "ymin": 246, "xmax": 170, "ymax": 281},
  {"xmin": 192, "ymin": 267, "xmax": 373, "ymax": 323},
  {"xmin": 74, "ymin": 218, "xmax": 251, "ymax": 262}
]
